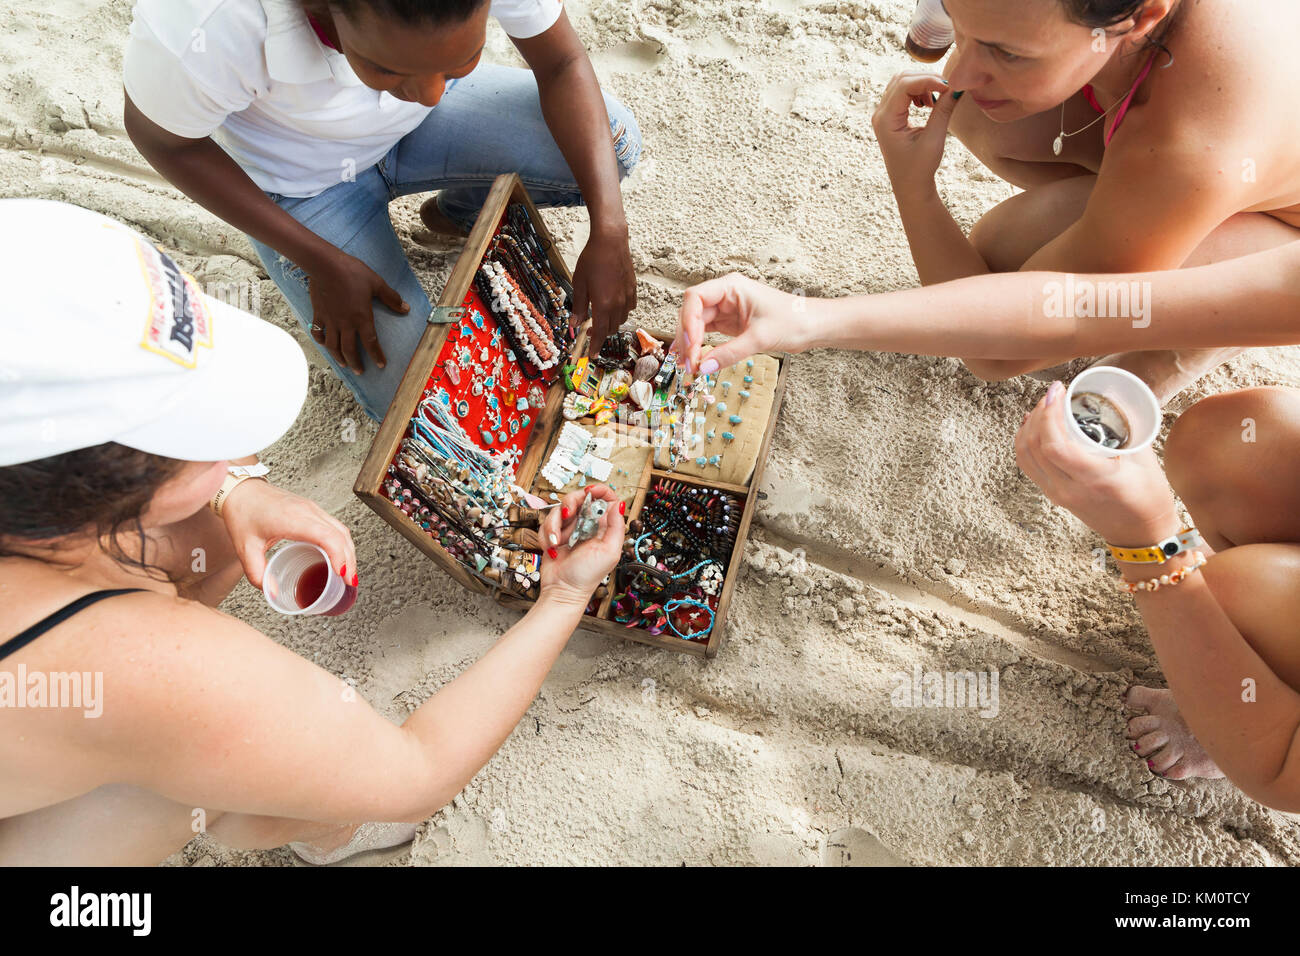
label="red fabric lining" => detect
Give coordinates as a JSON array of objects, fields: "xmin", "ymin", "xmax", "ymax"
[{"xmin": 410, "ymin": 214, "xmax": 548, "ymax": 461}]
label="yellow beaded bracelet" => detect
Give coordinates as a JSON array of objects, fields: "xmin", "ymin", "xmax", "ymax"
[{"xmin": 1116, "ymin": 552, "xmax": 1208, "ymax": 594}]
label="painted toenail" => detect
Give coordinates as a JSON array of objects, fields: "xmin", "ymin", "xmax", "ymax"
[
  {"xmin": 1146, "ymin": 760, "xmax": 1153, "ymax": 768},
  {"xmin": 1133, "ymin": 743, "xmax": 1139, "ymax": 751}
]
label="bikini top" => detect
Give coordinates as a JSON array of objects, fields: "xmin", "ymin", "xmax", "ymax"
[
  {"xmin": 1080, "ymin": 50, "xmax": 1160, "ymax": 148},
  {"xmin": 0, "ymin": 590, "xmax": 145, "ymax": 663}
]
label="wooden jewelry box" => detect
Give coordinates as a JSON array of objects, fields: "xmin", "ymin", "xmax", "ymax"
[{"xmin": 355, "ymin": 174, "xmax": 787, "ymax": 658}]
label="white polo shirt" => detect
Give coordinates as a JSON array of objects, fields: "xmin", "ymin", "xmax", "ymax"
[{"xmin": 124, "ymin": 0, "xmax": 563, "ymax": 197}]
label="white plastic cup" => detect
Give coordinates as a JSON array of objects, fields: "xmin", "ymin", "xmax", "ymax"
[
  {"xmin": 263, "ymin": 541, "xmax": 349, "ymax": 616},
  {"xmin": 907, "ymin": 0, "xmax": 955, "ymax": 56},
  {"xmin": 1064, "ymin": 366, "xmax": 1160, "ymax": 457}
]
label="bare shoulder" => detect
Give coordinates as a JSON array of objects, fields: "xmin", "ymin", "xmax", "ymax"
[
  {"xmin": 1, "ymin": 585, "xmax": 289, "ymax": 777},
  {"xmin": 1150, "ymin": 0, "xmax": 1300, "ymax": 133},
  {"xmin": 11, "ymin": 584, "xmax": 264, "ymax": 674}
]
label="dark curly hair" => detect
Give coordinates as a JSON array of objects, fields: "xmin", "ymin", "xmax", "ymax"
[
  {"xmin": 0, "ymin": 443, "xmax": 185, "ymax": 578},
  {"xmin": 319, "ymin": 0, "xmax": 488, "ymax": 26}
]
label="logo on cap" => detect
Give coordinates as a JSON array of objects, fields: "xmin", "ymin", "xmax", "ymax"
[{"xmin": 135, "ymin": 239, "xmax": 213, "ymax": 368}]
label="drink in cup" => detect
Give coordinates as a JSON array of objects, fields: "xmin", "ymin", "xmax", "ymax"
[
  {"xmin": 263, "ymin": 541, "xmax": 357, "ymax": 616},
  {"xmin": 1063, "ymin": 366, "xmax": 1161, "ymax": 457}
]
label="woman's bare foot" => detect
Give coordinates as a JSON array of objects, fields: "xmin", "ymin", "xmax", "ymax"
[
  {"xmin": 1124, "ymin": 685, "xmax": 1225, "ymax": 781},
  {"xmin": 1092, "ymin": 348, "xmax": 1245, "ymax": 407},
  {"xmin": 414, "ymin": 196, "xmax": 470, "ymax": 247},
  {"xmin": 289, "ymin": 821, "xmax": 418, "ymax": 865}
]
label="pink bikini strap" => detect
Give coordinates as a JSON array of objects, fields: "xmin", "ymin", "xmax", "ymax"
[{"xmin": 1104, "ymin": 50, "xmax": 1160, "ymax": 147}]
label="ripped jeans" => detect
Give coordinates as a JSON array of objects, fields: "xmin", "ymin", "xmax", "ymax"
[{"xmin": 249, "ymin": 64, "xmax": 642, "ymax": 421}]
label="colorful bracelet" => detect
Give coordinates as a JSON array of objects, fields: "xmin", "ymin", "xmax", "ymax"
[
  {"xmin": 1108, "ymin": 528, "xmax": 1203, "ymax": 565},
  {"xmin": 1116, "ymin": 551, "xmax": 1208, "ymax": 594}
]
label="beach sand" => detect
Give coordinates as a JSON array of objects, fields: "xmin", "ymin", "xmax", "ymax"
[{"xmin": 3, "ymin": 0, "xmax": 1298, "ymax": 865}]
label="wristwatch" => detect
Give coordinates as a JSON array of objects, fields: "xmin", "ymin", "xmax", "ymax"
[
  {"xmin": 1108, "ymin": 528, "xmax": 1203, "ymax": 565},
  {"xmin": 210, "ymin": 462, "xmax": 270, "ymax": 517}
]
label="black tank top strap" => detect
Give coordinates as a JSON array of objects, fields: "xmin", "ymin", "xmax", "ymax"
[{"xmin": 0, "ymin": 589, "xmax": 147, "ymax": 662}]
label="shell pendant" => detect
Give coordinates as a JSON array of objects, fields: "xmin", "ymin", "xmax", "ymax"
[{"xmin": 1052, "ymin": 134, "xmax": 1064, "ymax": 156}]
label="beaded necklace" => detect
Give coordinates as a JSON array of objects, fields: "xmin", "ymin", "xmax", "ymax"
[
  {"xmin": 613, "ymin": 479, "xmax": 740, "ymax": 641},
  {"xmin": 476, "ymin": 262, "xmax": 561, "ymax": 375}
]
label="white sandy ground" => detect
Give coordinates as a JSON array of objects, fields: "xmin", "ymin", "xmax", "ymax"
[{"xmin": 4, "ymin": 0, "xmax": 1299, "ymax": 865}]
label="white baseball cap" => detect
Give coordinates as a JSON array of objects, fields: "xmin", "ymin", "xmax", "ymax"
[{"xmin": 0, "ymin": 199, "xmax": 308, "ymax": 467}]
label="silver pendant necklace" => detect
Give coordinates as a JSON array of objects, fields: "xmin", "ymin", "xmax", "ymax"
[
  {"xmin": 1053, "ymin": 95, "xmax": 1120, "ymax": 156},
  {"xmin": 1054, "ymin": 50, "xmax": 1174, "ymax": 156}
]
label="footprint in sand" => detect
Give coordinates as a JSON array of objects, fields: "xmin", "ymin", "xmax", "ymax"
[
  {"xmin": 756, "ymin": 458, "xmax": 834, "ymax": 520},
  {"xmin": 589, "ymin": 40, "xmax": 664, "ymax": 76},
  {"xmin": 301, "ymin": 442, "xmax": 370, "ymax": 512},
  {"xmin": 821, "ymin": 827, "xmax": 908, "ymax": 867}
]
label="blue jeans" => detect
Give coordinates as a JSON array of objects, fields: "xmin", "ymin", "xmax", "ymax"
[{"xmin": 249, "ymin": 65, "xmax": 642, "ymax": 421}]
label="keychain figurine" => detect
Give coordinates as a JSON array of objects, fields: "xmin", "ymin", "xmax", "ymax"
[
  {"xmin": 652, "ymin": 351, "xmax": 678, "ymax": 391},
  {"xmin": 567, "ymin": 491, "xmax": 609, "ymax": 547}
]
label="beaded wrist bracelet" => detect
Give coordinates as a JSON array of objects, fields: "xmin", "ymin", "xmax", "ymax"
[{"xmin": 1116, "ymin": 551, "xmax": 1208, "ymax": 594}]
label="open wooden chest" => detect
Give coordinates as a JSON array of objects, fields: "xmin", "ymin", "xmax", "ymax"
[{"xmin": 355, "ymin": 174, "xmax": 787, "ymax": 658}]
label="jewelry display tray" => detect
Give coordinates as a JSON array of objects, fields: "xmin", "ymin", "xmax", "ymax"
[{"xmin": 356, "ymin": 174, "xmax": 788, "ymax": 658}]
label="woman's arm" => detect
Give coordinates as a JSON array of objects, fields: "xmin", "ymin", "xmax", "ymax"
[
  {"xmin": 807, "ymin": 241, "xmax": 1300, "ymax": 357},
  {"xmin": 1015, "ymin": 383, "xmax": 1300, "ymax": 810},
  {"xmin": 872, "ymin": 76, "xmax": 990, "ymax": 285},
  {"xmin": 72, "ymin": 489, "xmax": 623, "ymax": 825},
  {"xmin": 1131, "ymin": 552, "xmax": 1300, "ymax": 810},
  {"xmin": 81, "ymin": 592, "xmax": 585, "ymax": 824},
  {"xmin": 673, "ymin": 241, "xmax": 1300, "ymax": 372},
  {"xmin": 1022, "ymin": 142, "xmax": 1250, "ymax": 275},
  {"xmin": 894, "ymin": 187, "xmax": 993, "ymax": 285}
]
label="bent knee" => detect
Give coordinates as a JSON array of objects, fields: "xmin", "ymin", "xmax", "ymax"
[
  {"xmin": 969, "ymin": 178, "xmax": 1095, "ymax": 273},
  {"xmin": 1185, "ymin": 211, "xmax": 1300, "ymax": 267},
  {"xmin": 968, "ymin": 206, "xmax": 1019, "ymax": 273},
  {"xmin": 606, "ymin": 98, "xmax": 642, "ymax": 177},
  {"xmin": 1166, "ymin": 387, "xmax": 1300, "ymax": 499}
]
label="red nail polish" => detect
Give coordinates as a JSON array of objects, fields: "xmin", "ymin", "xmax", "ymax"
[
  {"xmin": 547, "ymin": 548, "xmax": 558, "ymax": 560},
  {"xmin": 350, "ymin": 572, "xmax": 359, "ymax": 587},
  {"xmin": 1132, "ymin": 743, "xmax": 1139, "ymax": 751},
  {"xmin": 561, "ymin": 507, "xmax": 570, "ymax": 519},
  {"xmin": 339, "ymin": 565, "xmax": 347, "ymax": 579},
  {"xmin": 619, "ymin": 501, "xmax": 626, "ymax": 515},
  {"xmin": 1146, "ymin": 760, "xmax": 1153, "ymax": 769}
]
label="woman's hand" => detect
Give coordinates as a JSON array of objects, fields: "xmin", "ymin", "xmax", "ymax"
[
  {"xmin": 673, "ymin": 273, "xmax": 812, "ymax": 373},
  {"xmin": 219, "ymin": 480, "xmax": 358, "ymax": 589},
  {"xmin": 574, "ymin": 227, "xmax": 637, "ymax": 359},
  {"xmin": 872, "ymin": 72, "xmax": 960, "ymax": 201},
  {"xmin": 1016, "ymin": 381, "xmax": 1181, "ymax": 547},
  {"xmin": 307, "ymin": 249, "xmax": 410, "ymax": 375},
  {"xmin": 537, "ymin": 485, "xmax": 625, "ymax": 608}
]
